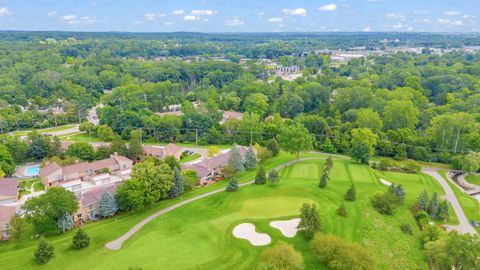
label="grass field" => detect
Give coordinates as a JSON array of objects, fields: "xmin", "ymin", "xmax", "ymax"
[
  {"xmin": 180, "ymin": 153, "xmax": 201, "ymax": 163},
  {"xmin": 465, "ymin": 174, "xmax": 480, "ymax": 186},
  {"xmin": 12, "ymin": 125, "xmax": 77, "ymax": 136},
  {"xmin": 0, "ymin": 155, "xmax": 458, "ymax": 270}
]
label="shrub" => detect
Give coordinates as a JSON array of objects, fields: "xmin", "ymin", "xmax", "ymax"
[
  {"xmin": 370, "ymin": 191, "xmax": 399, "ymax": 215},
  {"xmin": 336, "ymin": 204, "xmax": 347, "ymax": 217},
  {"xmin": 34, "ymin": 240, "xmax": 54, "ymax": 264},
  {"xmin": 260, "ymin": 241, "xmax": 304, "ymax": 270},
  {"xmin": 267, "ymin": 169, "xmax": 279, "ymax": 184},
  {"xmin": 403, "ymin": 160, "xmax": 420, "ymax": 173},
  {"xmin": 72, "ymin": 229, "xmax": 90, "ymax": 249},
  {"xmin": 255, "ymin": 167, "xmax": 267, "ymax": 185},
  {"xmin": 344, "ymin": 184, "xmax": 356, "ymax": 201},
  {"xmin": 400, "ymin": 224, "xmax": 413, "ymax": 235},
  {"xmin": 226, "ymin": 177, "xmax": 238, "ymax": 192}
]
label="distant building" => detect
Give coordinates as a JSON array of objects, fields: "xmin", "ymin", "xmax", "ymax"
[
  {"xmin": 220, "ymin": 111, "xmax": 244, "ymax": 124},
  {"xmin": 39, "ymin": 155, "xmax": 133, "ymax": 192},
  {"xmin": 0, "ymin": 178, "xmax": 19, "ymax": 205},
  {"xmin": 143, "ymin": 143, "xmax": 184, "ymax": 160},
  {"xmin": 274, "ymin": 65, "xmax": 301, "ymax": 75}
]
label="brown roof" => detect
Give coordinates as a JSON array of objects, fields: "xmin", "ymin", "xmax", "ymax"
[
  {"xmin": 155, "ymin": 111, "xmax": 185, "ymax": 117},
  {"xmin": 165, "ymin": 143, "xmax": 183, "ymax": 156},
  {"xmin": 143, "ymin": 146, "xmax": 165, "ymax": 156},
  {"xmin": 39, "ymin": 162, "xmax": 62, "ymax": 178},
  {"xmin": 0, "ymin": 206, "xmax": 16, "ymax": 223},
  {"xmin": 0, "ymin": 178, "xmax": 18, "ymax": 198},
  {"xmin": 77, "ymin": 183, "xmax": 119, "ymax": 206},
  {"xmin": 222, "ymin": 111, "xmax": 244, "ymax": 122}
]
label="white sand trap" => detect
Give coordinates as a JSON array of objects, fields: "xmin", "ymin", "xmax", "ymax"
[
  {"xmin": 380, "ymin": 178, "xmax": 392, "ymax": 186},
  {"xmin": 270, "ymin": 218, "xmax": 300, "ymax": 238},
  {"xmin": 232, "ymin": 223, "xmax": 271, "ymax": 246}
]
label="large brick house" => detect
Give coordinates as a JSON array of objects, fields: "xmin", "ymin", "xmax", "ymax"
[
  {"xmin": 39, "ymin": 154, "xmax": 133, "ymax": 192},
  {"xmin": 75, "ymin": 183, "xmax": 120, "ymax": 222},
  {"xmin": 0, "ymin": 178, "xmax": 19, "ymax": 205}
]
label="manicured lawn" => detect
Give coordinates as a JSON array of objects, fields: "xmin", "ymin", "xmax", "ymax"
[
  {"xmin": 180, "ymin": 153, "xmax": 201, "ymax": 163},
  {"xmin": 12, "ymin": 125, "xmax": 77, "ymax": 136},
  {"xmin": 59, "ymin": 132, "xmax": 103, "ymax": 142},
  {"xmin": 0, "ymin": 154, "xmax": 452, "ymax": 270},
  {"xmin": 465, "ymin": 174, "xmax": 480, "ymax": 186}
]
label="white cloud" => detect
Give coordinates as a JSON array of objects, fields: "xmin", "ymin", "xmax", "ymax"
[
  {"xmin": 164, "ymin": 21, "xmax": 173, "ymax": 26},
  {"xmin": 413, "ymin": 10, "xmax": 430, "ymax": 15},
  {"xmin": 444, "ymin": 11, "xmax": 461, "ymax": 16},
  {"xmin": 0, "ymin": 7, "xmax": 11, "ymax": 17},
  {"xmin": 225, "ymin": 19, "xmax": 245, "ymax": 27},
  {"xmin": 451, "ymin": 20, "xmax": 464, "ymax": 26},
  {"xmin": 257, "ymin": 11, "xmax": 265, "ymax": 16},
  {"xmin": 436, "ymin": 18, "xmax": 464, "ymax": 26},
  {"xmin": 392, "ymin": 22, "xmax": 405, "ymax": 29},
  {"xmin": 158, "ymin": 13, "xmax": 167, "ymax": 17},
  {"xmin": 386, "ymin": 12, "xmax": 406, "ymax": 21},
  {"xmin": 268, "ymin": 17, "xmax": 283, "ymax": 23},
  {"xmin": 191, "ymin": 10, "xmax": 214, "ymax": 16},
  {"xmin": 61, "ymin": 15, "xmax": 77, "ymax": 21},
  {"xmin": 184, "ymin": 15, "xmax": 198, "ymax": 21},
  {"xmin": 144, "ymin": 13, "xmax": 156, "ymax": 21},
  {"xmin": 47, "ymin": 11, "xmax": 58, "ymax": 16},
  {"xmin": 363, "ymin": 26, "xmax": 371, "ymax": 32},
  {"xmin": 172, "ymin": 10, "xmax": 185, "ymax": 15},
  {"xmin": 318, "ymin": 4, "xmax": 337, "ymax": 11},
  {"xmin": 283, "ymin": 8, "xmax": 307, "ymax": 16},
  {"xmin": 60, "ymin": 14, "xmax": 96, "ymax": 25}
]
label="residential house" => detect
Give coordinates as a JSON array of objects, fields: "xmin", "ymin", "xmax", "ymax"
[
  {"xmin": 0, "ymin": 178, "xmax": 19, "ymax": 205},
  {"xmin": 143, "ymin": 143, "xmax": 184, "ymax": 160},
  {"xmin": 0, "ymin": 206, "xmax": 16, "ymax": 240},
  {"xmin": 182, "ymin": 146, "xmax": 247, "ymax": 185},
  {"xmin": 39, "ymin": 155, "xmax": 133, "ymax": 192},
  {"xmin": 75, "ymin": 183, "xmax": 119, "ymax": 222},
  {"xmin": 220, "ymin": 111, "xmax": 244, "ymax": 124}
]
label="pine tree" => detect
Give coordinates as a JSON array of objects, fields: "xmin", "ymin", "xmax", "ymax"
[
  {"xmin": 388, "ymin": 184, "xmax": 406, "ymax": 205},
  {"xmin": 325, "ymin": 156, "xmax": 333, "ymax": 172},
  {"xmin": 417, "ymin": 190, "xmax": 429, "ymax": 211},
  {"xmin": 72, "ymin": 229, "xmax": 90, "ymax": 249},
  {"xmin": 319, "ymin": 157, "xmax": 333, "ymax": 188},
  {"xmin": 34, "ymin": 240, "xmax": 54, "ymax": 264},
  {"xmin": 244, "ymin": 146, "xmax": 257, "ymax": 169},
  {"xmin": 226, "ymin": 177, "xmax": 238, "ymax": 192},
  {"xmin": 297, "ymin": 203, "xmax": 321, "ymax": 238},
  {"xmin": 318, "ymin": 172, "xmax": 328, "ymax": 188},
  {"xmin": 336, "ymin": 203, "xmax": 347, "ymax": 217},
  {"xmin": 268, "ymin": 169, "xmax": 280, "ymax": 184},
  {"xmin": 228, "ymin": 145, "xmax": 244, "ymax": 172},
  {"xmin": 98, "ymin": 191, "xmax": 118, "ymax": 218},
  {"xmin": 255, "ymin": 167, "xmax": 267, "ymax": 185},
  {"xmin": 267, "ymin": 139, "xmax": 280, "ymax": 156},
  {"xmin": 344, "ymin": 184, "xmax": 356, "ymax": 201},
  {"xmin": 168, "ymin": 167, "xmax": 184, "ymax": 198},
  {"xmin": 428, "ymin": 192, "xmax": 439, "ymax": 218},
  {"xmin": 437, "ymin": 200, "xmax": 450, "ymax": 221},
  {"xmin": 57, "ymin": 213, "xmax": 74, "ymax": 232}
]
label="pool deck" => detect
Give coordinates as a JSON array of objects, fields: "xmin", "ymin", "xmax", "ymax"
[{"xmin": 14, "ymin": 163, "xmax": 41, "ymax": 178}]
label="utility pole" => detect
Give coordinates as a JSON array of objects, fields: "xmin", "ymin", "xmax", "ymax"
[
  {"xmin": 250, "ymin": 130, "xmax": 253, "ymax": 146},
  {"xmin": 140, "ymin": 128, "xmax": 143, "ymax": 144},
  {"xmin": 195, "ymin": 129, "xmax": 198, "ymax": 146},
  {"xmin": 88, "ymin": 127, "xmax": 91, "ymax": 143},
  {"xmin": 454, "ymin": 128, "xmax": 460, "ymax": 153}
]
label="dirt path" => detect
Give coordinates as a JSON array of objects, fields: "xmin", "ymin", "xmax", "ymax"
[
  {"xmin": 422, "ymin": 168, "xmax": 477, "ymax": 235},
  {"xmin": 105, "ymin": 157, "xmax": 322, "ymax": 250}
]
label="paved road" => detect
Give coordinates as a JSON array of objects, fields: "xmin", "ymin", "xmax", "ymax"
[
  {"xmin": 422, "ymin": 168, "xmax": 477, "ymax": 235},
  {"xmin": 42, "ymin": 125, "xmax": 80, "ymax": 137},
  {"xmin": 105, "ymin": 157, "xmax": 323, "ymax": 250}
]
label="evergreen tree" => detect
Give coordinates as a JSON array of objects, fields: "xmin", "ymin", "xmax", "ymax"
[
  {"xmin": 325, "ymin": 156, "xmax": 333, "ymax": 171},
  {"xmin": 244, "ymin": 146, "xmax": 257, "ymax": 169},
  {"xmin": 437, "ymin": 200, "xmax": 450, "ymax": 221},
  {"xmin": 417, "ymin": 190, "xmax": 429, "ymax": 211},
  {"xmin": 57, "ymin": 213, "xmax": 74, "ymax": 232},
  {"xmin": 318, "ymin": 172, "xmax": 328, "ymax": 188},
  {"xmin": 297, "ymin": 203, "xmax": 321, "ymax": 238},
  {"xmin": 344, "ymin": 184, "xmax": 356, "ymax": 201},
  {"xmin": 428, "ymin": 192, "xmax": 439, "ymax": 218},
  {"xmin": 267, "ymin": 169, "xmax": 280, "ymax": 184},
  {"xmin": 336, "ymin": 203, "xmax": 347, "ymax": 217},
  {"xmin": 72, "ymin": 229, "xmax": 90, "ymax": 249},
  {"xmin": 168, "ymin": 167, "xmax": 184, "ymax": 198},
  {"xmin": 228, "ymin": 145, "xmax": 244, "ymax": 172},
  {"xmin": 388, "ymin": 184, "xmax": 406, "ymax": 205},
  {"xmin": 98, "ymin": 191, "xmax": 118, "ymax": 218},
  {"xmin": 318, "ymin": 156, "xmax": 333, "ymax": 188},
  {"xmin": 267, "ymin": 138, "xmax": 280, "ymax": 156},
  {"xmin": 34, "ymin": 240, "xmax": 54, "ymax": 264},
  {"xmin": 226, "ymin": 177, "xmax": 238, "ymax": 192},
  {"xmin": 255, "ymin": 167, "xmax": 267, "ymax": 185}
]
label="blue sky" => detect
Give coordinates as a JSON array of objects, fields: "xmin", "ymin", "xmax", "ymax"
[{"xmin": 0, "ymin": 0, "xmax": 478, "ymax": 32}]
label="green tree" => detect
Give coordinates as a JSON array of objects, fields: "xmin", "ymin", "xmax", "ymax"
[
  {"xmin": 244, "ymin": 146, "xmax": 257, "ymax": 169},
  {"xmin": 350, "ymin": 128, "xmax": 377, "ymax": 164},
  {"xmin": 168, "ymin": 167, "xmax": 184, "ymax": 198},
  {"xmin": 0, "ymin": 143, "xmax": 15, "ymax": 176},
  {"xmin": 336, "ymin": 203, "xmax": 347, "ymax": 217},
  {"xmin": 27, "ymin": 131, "xmax": 50, "ymax": 159},
  {"xmin": 226, "ymin": 177, "xmax": 238, "ymax": 192},
  {"xmin": 228, "ymin": 145, "xmax": 244, "ymax": 173},
  {"xmin": 244, "ymin": 93, "xmax": 269, "ymax": 116},
  {"xmin": 57, "ymin": 213, "xmax": 74, "ymax": 232},
  {"xmin": 165, "ymin": 155, "xmax": 181, "ymax": 170},
  {"xmin": 207, "ymin": 146, "xmax": 219, "ymax": 157},
  {"xmin": 268, "ymin": 169, "xmax": 279, "ymax": 184},
  {"xmin": 66, "ymin": 142, "xmax": 95, "ymax": 161},
  {"xmin": 23, "ymin": 187, "xmax": 78, "ymax": 234},
  {"xmin": 355, "ymin": 108, "xmax": 383, "ymax": 133},
  {"xmin": 382, "ymin": 100, "xmax": 419, "ymax": 131},
  {"xmin": 110, "ymin": 135, "xmax": 128, "ymax": 156},
  {"xmin": 417, "ymin": 190, "xmax": 429, "ymax": 211},
  {"xmin": 34, "ymin": 240, "xmax": 54, "ymax": 264},
  {"xmin": 297, "ymin": 203, "xmax": 321, "ymax": 238},
  {"xmin": 267, "ymin": 138, "xmax": 280, "ymax": 156},
  {"xmin": 277, "ymin": 124, "xmax": 313, "ymax": 161},
  {"xmin": 9, "ymin": 213, "xmax": 25, "ymax": 244},
  {"xmin": 344, "ymin": 184, "xmax": 356, "ymax": 201},
  {"xmin": 98, "ymin": 191, "xmax": 118, "ymax": 218},
  {"xmin": 260, "ymin": 241, "xmax": 304, "ymax": 270},
  {"xmin": 319, "ymin": 138, "xmax": 336, "ymax": 153},
  {"xmin": 72, "ymin": 229, "xmax": 90, "ymax": 250},
  {"xmin": 437, "ymin": 200, "xmax": 450, "ymax": 221},
  {"xmin": 127, "ymin": 130, "xmax": 144, "ymax": 161},
  {"xmin": 428, "ymin": 192, "xmax": 439, "ymax": 219},
  {"xmin": 255, "ymin": 167, "xmax": 267, "ymax": 185}
]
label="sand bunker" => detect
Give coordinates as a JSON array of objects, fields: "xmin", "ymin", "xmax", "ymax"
[
  {"xmin": 270, "ymin": 218, "xmax": 300, "ymax": 238},
  {"xmin": 380, "ymin": 178, "xmax": 392, "ymax": 186},
  {"xmin": 232, "ymin": 223, "xmax": 271, "ymax": 246}
]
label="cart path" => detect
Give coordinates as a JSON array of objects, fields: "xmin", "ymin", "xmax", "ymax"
[
  {"xmin": 422, "ymin": 168, "xmax": 477, "ymax": 235},
  {"xmin": 105, "ymin": 157, "xmax": 323, "ymax": 250}
]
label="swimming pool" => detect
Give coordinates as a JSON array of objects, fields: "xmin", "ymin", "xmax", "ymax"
[{"xmin": 25, "ymin": 165, "xmax": 40, "ymax": 177}]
